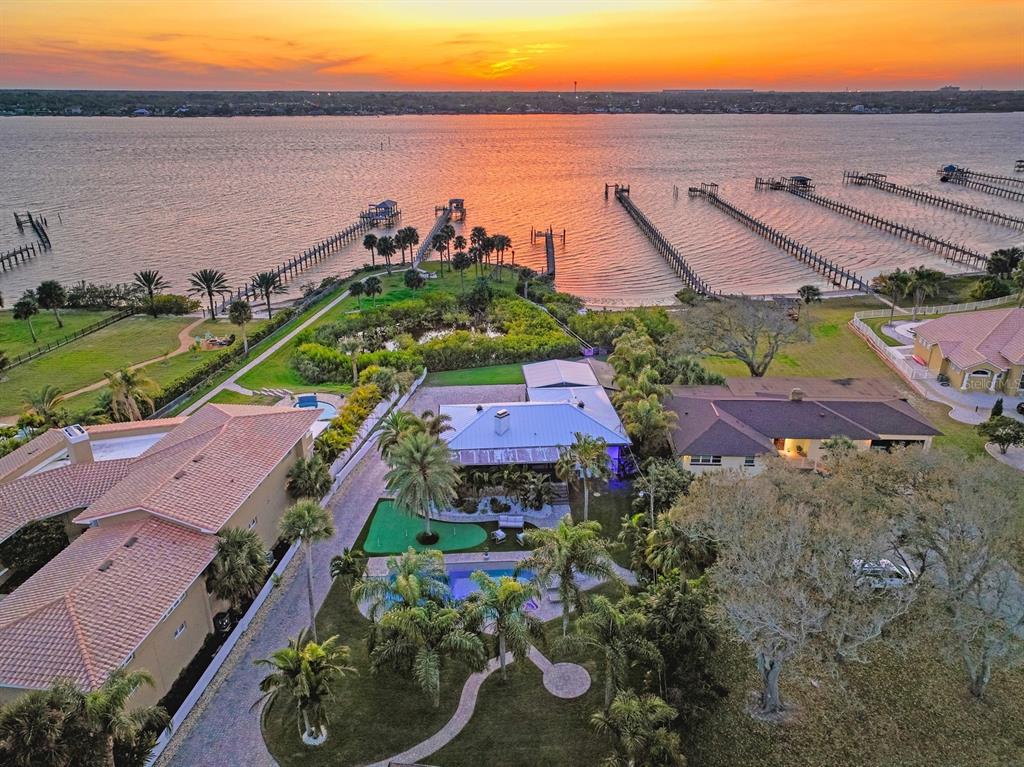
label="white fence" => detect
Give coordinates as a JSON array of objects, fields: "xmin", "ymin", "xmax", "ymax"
[{"xmin": 850, "ymin": 292, "xmax": 1018, "ymax": 383}]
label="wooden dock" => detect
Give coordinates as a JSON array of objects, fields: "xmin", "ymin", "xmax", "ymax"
[
  {"xmin": 761, "ymin": 178, "xmax": 989, "ymax": 269},
  {"xmin": 0, "ymin": 243, "xmax": 38, "ymax": 272},
  {"xmin": 691, "ymin": 183, "xmax": 867, "ymax": 290},
  {"xmin": 610, "ymin": 184, "xmax": 715, "ymax": 295},
  {"xmin": 531, "ymin": 227, "xmax": 563, "ymax": 276},
  {"xmin": 217, "ymin": 208, "xmax": 382, "ymax": 313},
  {"xmin": 1016, "ymin": 160, "xmax": 1024, "ymax": 173},
  {"xmin": 414, "ymin": 202, "xmax": 457, "ymax": 266},
  {"xmin": 843, "ymin": 170, "xmax": 1024, "ymax": 231},
  {"xmin": 938, "ymin": 167, "xmax": 1024, "ymax": 202}
]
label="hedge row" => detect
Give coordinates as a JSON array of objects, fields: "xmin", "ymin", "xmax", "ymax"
[{"xmin": 313, "ymin": 384, "xmax": 383, "ymax": 463}]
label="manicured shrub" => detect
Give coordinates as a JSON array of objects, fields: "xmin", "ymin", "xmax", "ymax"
[
  {"xmin": 293, "ymin": 342, "xmax": 352, "ymax": 384},
  {"xmin": 150, "ymin": 293, "xmax": 201, "ymax": 315}
]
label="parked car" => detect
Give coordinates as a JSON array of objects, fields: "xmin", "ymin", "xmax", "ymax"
[{"xmin": 853, "ymin": 559, "xmax": 914, "ymax": 589}]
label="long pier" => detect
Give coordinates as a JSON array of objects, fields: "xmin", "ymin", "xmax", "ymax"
[
  {"xmin": 690, "ymin": 183, "xmax": 867, "ymax": 290},
  {"xmin": 530, "ymin": 227, "xmax": 562, "ymax": 275},
  {"xmin": 939, "ymin": 166, "xmax": 1024, "ymax": 189},
  {"xmin": 843, "ymin": 170, "xmax": 1024, "ymax": 231},
  {"xmin": 761, "ymin": 178, "xmax": 989, "ymax": 269},
  {"xmin": 413, "ymin": 203, "xmax": 455, "ymax": 266},
  {"xmin": 217, "ymin": 211, "xmax": 381, "ymax": 314},
  {"xmin": 0, "ymin": 243, "xmax": 38, "ymax": 272},
  {"xmin": 609, "ymin": 184, "xmax": 714, "ymax": 295},
  {"xmin": 1016, "ymin": 160, "xmax": 1024, "ymax": 173},
  {"xmin": 938, "ymin": 167, "xmax": 1024, "ymax": 202}
]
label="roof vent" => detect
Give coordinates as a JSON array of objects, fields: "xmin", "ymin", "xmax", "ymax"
[
  {"xmin": 192, "ymin": 453, "xmax": 206, "ymax": 463},
  {"xmin": 98, "ymin": 560, "xmax": 113, "ymax": 572},
  {"xmin": 476, "ymin": 404, "xmax": 484, "ymax": 412},
  {"xmin": 124, "ymin": 537, "xmax": 138, "ymax": 548},
  {"xmin": 495, "ymin": 408, "xmax": 510, "ymax": 436},
  {"xmin": 789, "ymin": 388, "xmax": 805, "ymax": 402},
  {"xmin": 174, "ymin": 470, "xmax": 186, "ymax": 480},
  {"xmin": 577, "ymin": 401, "xmax": 585, "ymax": 408},
  {"xmin": 61, "ymin": 424, "xmax": 90, "ymax": 444}
]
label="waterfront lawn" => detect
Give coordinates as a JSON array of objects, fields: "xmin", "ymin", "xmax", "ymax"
[
  {"xmin": 0, "ymin": 308, "xmax": 116, "ymax": 357},
  {"xmin": 424, "ymin": 363, "xmax": 526, "ymax": 386},
  {"xmin": 208, "ymin": 390, "xmax": 281, "ymax": 406},
  {"xmin": 263, "ymin": 576, "xmax": 476, "ymax": 767},
  {"xmin": 0, "ymin": 315, "xmax": 193, "ymax": 416}
]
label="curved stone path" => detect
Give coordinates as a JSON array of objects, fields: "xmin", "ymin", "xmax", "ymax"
[{"xmin": 369, "ymin": 646, "xmax": 590, "ymax": 767}]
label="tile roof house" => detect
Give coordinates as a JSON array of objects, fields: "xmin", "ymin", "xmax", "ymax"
[
  {"xmin": 912, "ymin": 308, "xmax": 1024, "ymax": 395},
  {"xmin": 0, "ymin": 404, "xmax": 319, "ymax": 709},
  {"xmin": 666, "ymin": 379, "xmax": 939, "ymax": 473}
]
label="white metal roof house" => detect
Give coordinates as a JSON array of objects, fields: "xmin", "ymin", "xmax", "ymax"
[{"xmin": 522, "ymin": 359, "xmax": 599, "ymax": 389}]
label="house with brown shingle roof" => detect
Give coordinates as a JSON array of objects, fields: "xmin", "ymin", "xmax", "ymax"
[
  {"xmin": 912, "ymin": 308, "xmax": 1024, "ymax": 395},
  {"xmin": 665, "ymin": 378, "xmax": 939, "ymax": 474},
  {"xmin": 0, "ymin": 404, "xmax": 319, "ymax": 709}
]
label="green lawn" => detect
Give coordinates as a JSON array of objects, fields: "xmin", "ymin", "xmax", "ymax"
[
  {"xmin": 263, "ymin": 577, "xmax": 477, "ymax": 767},
  {"xmin": 0, "ymin": 315, "xmax": 193, "ymax": 417},
  {"xmin": 360, "ymin": 498, "xmax": 489, "ymax": 554},
  {"xmin": 424, "ymin": 363, "xmax": 527, "ymax": 386},
  {"xmin": 208, "ymin": 390, "xmax": 282, "ymax": 406},
  {"xmin": 570, "ymin": 481, "xmax": 633, "ymax": 567},
  {"xmin": 0, "ymin": 309, "xmax": 116, "ymax": 357}
]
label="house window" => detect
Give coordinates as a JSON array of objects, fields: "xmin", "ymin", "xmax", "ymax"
[
  {"xmin": 173, "ymin": 622, "xmax": 187, "ymax": 639},
  {"xmin": 248, "ymin": 516, "xmax": 258, "ymax": 530},
  {"xmin": 744, "ymin": 456, "xmax": 756, "ymax": 467},
  {"xmin": 121, "ymin": 652, "xmax": 135, "ymax": 667},
  {"xmin": 163, "ymin": 593, "xmax": 185, "ymax": 620},
  {"xmin": 690, "ymin": 455, "xmax": 722, "ymax": 466}
]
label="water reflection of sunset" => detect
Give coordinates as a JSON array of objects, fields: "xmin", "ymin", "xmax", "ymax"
[{"xmin": 1, "ymin": 0, "xmax": 1021, "ymax": 90}]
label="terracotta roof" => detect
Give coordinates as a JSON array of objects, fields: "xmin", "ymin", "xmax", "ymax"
[
  {"xmin": 914, "ymin": 308, "xmax": 1024, "ymax": 371},
  {"xmin": 0, "ymin": 517, "xmax": 216, "ymax": 691},
  {"xmin": 0, "ymin": 429, "xmax": 66, "ymax": 485},
  {"xmin": 0, "ymin": 460, "xmax": 134, "ymax": 545},
  {"xmin": 74, "ymin": 404, "xmax": 318, "ymax": 532}
]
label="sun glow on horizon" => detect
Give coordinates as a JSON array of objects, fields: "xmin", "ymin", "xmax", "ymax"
[{"xmin": 0, "ymin": 0, "xmax": 1021, "ymax": 91}]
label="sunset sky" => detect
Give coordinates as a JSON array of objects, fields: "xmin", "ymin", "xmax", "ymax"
[{"xmin": 1, "ymin": 0, "xmax": 1022, "ymax": 91}]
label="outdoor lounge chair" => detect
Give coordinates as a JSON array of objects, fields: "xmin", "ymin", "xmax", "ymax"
[
  {"xmin": 491, "ymin": 529, "xmax": 507, "ymax": 544},
  {"xmin": 498, "ymin": 514, "xmax": 525, "ymax": 529},
  {"xmin": 515, "ymin": 531, "xmax": 527, "ymax": 547}
]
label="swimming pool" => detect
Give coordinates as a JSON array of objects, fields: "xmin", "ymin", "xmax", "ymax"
[
  {"xmin": 294, "ymin": 400, "xmax": 338, "ymax": 421},
  {"xmin": 446, "ymin": 562, "xmax": 539, "ymax": 607}
]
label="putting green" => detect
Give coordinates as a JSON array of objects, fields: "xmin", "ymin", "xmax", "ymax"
[{"xmin": 362, "ymin": 499, "xmax": 488, "ymax": 554}]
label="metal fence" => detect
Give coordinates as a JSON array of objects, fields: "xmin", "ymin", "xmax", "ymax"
[{"xmin": 5, "ymin": 307, "xmax": 136, "ymax": 369}]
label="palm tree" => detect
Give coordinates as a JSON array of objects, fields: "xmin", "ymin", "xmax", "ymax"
[
  {"xmin": 432, "ymin": 233, "xmax": 447, "ymax": 274},
  {"xmin": 907, "ymin": 265, "xmax": 945, "ymax": 319},
  {"xmin": 453, "ymin": 234, "xmax": 467, "ymax": 255},
  {"xmin": 0, "ymin": 350, "xmax": 8, "ymax": 381},
  {"xmin": 1012, "ymin": 263, "xmax": 1024, "ymax": 307},
  {"xmin": 254, "ymin": 630, "xmax": 354, "ymax": 746},
  {"xmin": 466, "ymin": 572, "xmax": 545, "ymax": 680},
  {"xmin": 251, "ymin": 271, "xmax": 286, "ymax": 319},
  {"xmin": 556, "ymin": 432, "xmax": 611, "ymax": 522},
  {"xmin": 350, "ymin": 547, "xmax": 449, "ymax": 621},
  {"xmin": 335, "ymin": 337, "xmax": 362, "ymax": 384},
  {"xmin": 104, "ymin": 368, "xmax": 155, "ymax": 422},
  {"xmin": 363, "ymin": 275, "xmax": 383, "ymax": 306},
  {"xmin": 618, "ymin": 395, "xmax": 677, "ymax": 459},
  {"xmin": 0, "ymin": 679, "xmax": 90, "ymax": 767},
  {"xmin": 83, "ymin": 668, "xmax": 169, "ymax": 767},
  {"xmin": 796, "ymin": 284, "xmax": 822, "ymax": 322},
  {"xmin": 133, "ymin": 270, "xmax": 170, "ymax": 317},
  {"xmin": 207, "ymin": 526, "xmax": 269, "ymax": 619},
  {"xmin": 417, "ymin": 409, "xmax": 453, "ymax": 437},
  {"xmin": 280, "ymin": 500, "xmax": 336, "ymax": 641},
  {"xmin": 376, "ymin": 236, "xmax": 396, "ymax": 275},
  {"xmin": 329, "ymin": 547, "xmax": 366, "ymax": 583},
  {"xmin": 591, "ymin": 691, "xmax": 685, "ymax": 767},
  {"xmin": 384, "ymin": 430, "xmax": 460, "ymax": 542},
  {"xmin": 23, "ymin": 384, "xmax": 65, "ymax": 425},
  {"xmin": 470, "ymin": 226, "xmax": 488, "ymax": 249},
  {"xmin": 349, "ymin": 279, "xmax": 365, "ymax": 309},
  {"xmin": 370, "ymin": 600, "xmax": 485, "ymax": 707},
  {"xmin": 560, "ymin": 595, "xmax": 661, "ymax": 708},
  {"xmin": 522, "ymin": 519, "xmax": 621, "ymax": 636},
  {"xmin": 229, "ymin": 299, "xmax": 253, "ymax": 355},
  {"xmin": 35, "ymin": 281, "xmax": 67, "ymax": 328},
  {"xmin": 403, "ymin": 226, "xmax": 420, "ymax": 265},
  {"xmin": 12, "ymin": 291, "xmax": 39, "ymax": 343},
  {"xmin": 188, "ymin": 268, "xmax": 230, "ymax": 319},
  {"xmin": 287, "ymin": 454, "xmax": 332, "ymax": 499},
  {"xmin": 871, "ymin": 268, "xmax": 911, "ymax": 325},
  {"xmin": 362, "ymin": 233, "xmax": 378, "ymax": 267},
  {"xmin": 452, "ymin": 251, "xmax": 473, "ymax": 294},
  {"xmin": 376, "ymin": 409, "xmax": 421, "ymax": 459}
]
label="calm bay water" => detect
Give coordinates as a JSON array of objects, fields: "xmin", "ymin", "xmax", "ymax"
[{"xmin": 1, "ymin": 114, "xmax": 1021, "ymax": 305}]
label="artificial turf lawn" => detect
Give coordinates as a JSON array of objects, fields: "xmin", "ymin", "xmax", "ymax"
[
  {"xmin": 361, "ymin": 498, "xmax": 488, "ymax": 554},
  {"xmin": 424, "ymin": 363, "xmax": 526, "ymax": 386},
  {"xmin": 0, "ymin": 308, "xmax": 115, "ymax": 357}
]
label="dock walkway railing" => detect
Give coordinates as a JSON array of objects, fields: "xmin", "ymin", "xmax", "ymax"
[
  {"xmin": 414, "ymin": 206, "xmax": 452, "ymax": 266},
  {"xmin": 611, "ymin": 185, "xmax": 715, "ymax": 295},
  {"xmin": 938, "ymin": 167, "xmax": 1024, "ymax": 202},
  {"xmin": 693, "ymin": 182, "xmax": 868, "ymax": 290}
]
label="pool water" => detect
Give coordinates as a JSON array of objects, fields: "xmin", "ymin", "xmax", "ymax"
[
  {"xmin": 294, "ymin": 400, "xmax": 338, "ymax": 421},
  {"xmin": 446, "ymin": 563, "xmax": 539, "ymax": 608}
]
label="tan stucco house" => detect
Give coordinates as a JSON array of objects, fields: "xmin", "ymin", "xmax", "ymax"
[
  {"xmin": 665, "ymin": 377, "xmax": 939, "ymax": 474},
  {"xmin": 912, "ymin": 308, "xmax": 1024, "ymax": 395},
  {"xmin": 0, "ymin": 404, "xmax": 318, "ymax": 709}
]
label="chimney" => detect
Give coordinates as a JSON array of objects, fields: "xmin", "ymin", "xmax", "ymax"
[
  {"xmin": 789, "ymin": 388, "xmax": 805, "ymax": 402},
  {"xmin": 494, "ymin": 409, "xmax": 510, "ymax": 436},
  {"xmin": 62, "ymin": 424, "xmax": 94, "ymax": 464}
]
